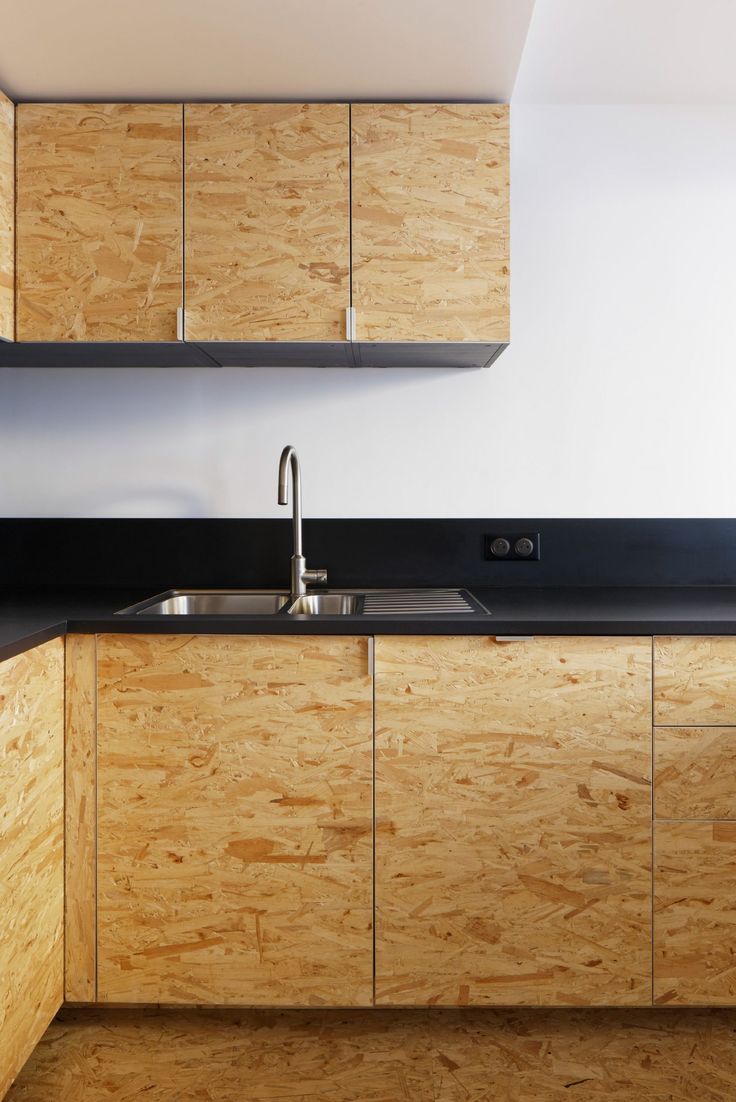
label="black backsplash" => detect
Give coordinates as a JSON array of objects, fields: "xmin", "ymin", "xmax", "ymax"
[{"xmin": 1, "ymin": 518, "xmax": 735, "ymax": 590}]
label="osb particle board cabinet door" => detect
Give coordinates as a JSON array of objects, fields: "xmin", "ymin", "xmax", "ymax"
[
  {"xmin": 654, "ymin": 636, "xmax": 736, "ymax": 726},
  {"xmin": 0, "ymin": 89, "xmax": 13, "ymax": 340},
  {"xmin": 96, "ymin": 634, "xmax": 373, "ymax": 1007},
  {"xmin": 15, "ymin": 103, "xmax": 183, "ymax": 341},
  {"xmin": 0, "ymin": 639, "xmax": 64, "ymax": 1099},
  {"xmin": 184, "ymin": 103, "xmax": 350, "ymax": 341},
  {"xmin": 351, "ymin": 103, "xmax": 509, "ymax": 343},
  {"xmin": 374, "ymin": 635, "xmax": 653, "ymax": 1007},
  {"xmin": 655, "ymin": 822, "xmax": 736, "ymax": 1005}
]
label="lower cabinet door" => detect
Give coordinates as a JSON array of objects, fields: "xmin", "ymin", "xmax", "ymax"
[
  {"xmin": 374, "ymin": 636, "xmax": 653, "ymax": 1006},
  {"xmin": 655, "ymin": 822, "xmax": 736, "ymax": 1005},
  {"xmin": 96, "ymin": 634, "xmax": 373, "ymax": 1006},
  {"xmin": 0, "ymin": 640, "xmax": 64, "ymax": 1097}
]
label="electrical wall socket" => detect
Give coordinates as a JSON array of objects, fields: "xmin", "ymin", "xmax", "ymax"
[{"xmin": 484, "ymin": 532, "xmax": 541, "ymax": 562}]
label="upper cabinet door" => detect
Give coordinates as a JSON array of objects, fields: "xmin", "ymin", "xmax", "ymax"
[
  {"xmin": 0, "ymin": 90, "xmax": 13, "ymax": 340},
  {"xmin": 351, "ymin": 103, "xmax": 509, "ymax": 344},
  {"xmin": 184, "ymin": 103, "xmax": 350, "ymax": 342},
  {"xmin": 16, "ymin": 104, "xmax": 183, "ymax": 341}
]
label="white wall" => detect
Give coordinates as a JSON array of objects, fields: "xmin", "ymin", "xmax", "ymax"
[{"xmin": 3, "ymin": 104, "xmax": 736, "ymax": 519}]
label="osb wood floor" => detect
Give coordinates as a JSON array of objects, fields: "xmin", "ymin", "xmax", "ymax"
[{"xmin": 7, "ymin": 1008, "xmax": 736, "ymax": 1101}]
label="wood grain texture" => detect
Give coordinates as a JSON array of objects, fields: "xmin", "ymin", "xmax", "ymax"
[
  {"xmin": 0, "ymin": 639, "xmax": 64, "ymax": 1100},
  {"xmin": 375, "ymin": 635, "xmax": 653, "ymax": 1006},
  {"xmin": 96, "ymin": 634, "xmax": 373, "ymax": 1006},
  {"xmin": 655, "ymin": 821, "xmax": 736, "ymax": 1005},
  {"xmin": 16, "ymin": 103, "xmax": 182, "ymax": 341},
  {"xmin": 351, "ymin": 103, "xmax": 509, "ymax": 343},
  {"xmin": 0, "ymin": 89, "xmax": 13, "ymax": 340},
  {"xmin": 654, "ymin": 636, "xmax": 736, "ymax": 726},
  {"xmin": 185, "ymin": 103, "xmax": 349, "ymax": 341},
  {"xmin": 65, "ymin": 635, "xmax": 97, "ymax": 1003},
  {"xmin": 13, "ymin": 1006, "xmax": 736, "ymax": 1101},
  {"xmin": 655, "ymin": 726, "xmax": 736, "ymax": 819}
]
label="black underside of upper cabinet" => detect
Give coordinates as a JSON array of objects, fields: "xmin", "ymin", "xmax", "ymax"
[
  {"xmin": 0, "ymin": 341, "xmax": 508, "ymax": 369},
  {"xmin": 0, "ymin": 342, "xmax": 220, "ymax": 368}
]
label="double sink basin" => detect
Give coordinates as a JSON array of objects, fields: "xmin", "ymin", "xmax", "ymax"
[{"xmin": 118, "ymin": 589, "xmax": 489, "ymax": 618}]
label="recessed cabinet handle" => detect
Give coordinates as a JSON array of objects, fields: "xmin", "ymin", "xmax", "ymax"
[
  {"xmin": 345, "ymin": 307, "xmax": 356, "ymax": 341},
  {"xmin": 493, "ymin": 636, "xmax": 534, "ymax": 642},
  {"xmin": 176, "ymin": 306, "xmax": 184, "ymax": 342}
]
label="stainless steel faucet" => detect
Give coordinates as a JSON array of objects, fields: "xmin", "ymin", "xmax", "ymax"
[{"xmin": 277, "ymin": 446, "xmax": 327, "ymax": 597}]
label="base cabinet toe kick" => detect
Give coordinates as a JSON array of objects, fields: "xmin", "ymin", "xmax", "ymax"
[{"xmin": 5, "ymin": 632, "xmax": 736, "ymax": 1085}]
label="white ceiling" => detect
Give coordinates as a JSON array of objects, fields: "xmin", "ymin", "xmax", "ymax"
[
  {"xmin": 3, "ymin": 0, "xmax": 735, "ymax": 106},
  {"xmin": 0, "ymin": 0, "xmax": 534, "ymax": 102},
  {"xmin": 513, "ymin": 0, "xmax": 736, "ymax": 103}
]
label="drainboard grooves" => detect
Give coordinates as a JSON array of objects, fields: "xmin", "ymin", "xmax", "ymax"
[{"xmin": 362, "ymin": 590, "xmax": 481, "ymax": 615}]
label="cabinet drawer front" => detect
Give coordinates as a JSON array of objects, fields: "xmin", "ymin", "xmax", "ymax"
[
  {"xmin": 375, "ymin": 635, "xmax": 653, "ymax": 1007},
  {"xmin": 96, "ymin": 634, "xmax": 373, "ymax": 1007},
  {"xmin": 655, "ymin": 726, "xmax": 736, "ymax": 819},
  {"xmin": 655, "ymin": 637, "xmax": 736, "ymax": 726},
  {"xmin": 655, "ymin": 822, "xmax": 736, "ymax": 1005}
]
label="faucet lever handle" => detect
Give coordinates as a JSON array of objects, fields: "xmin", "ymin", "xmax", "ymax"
[{"xmin": 302, "ymin": 568, "xmax": 328, "ymax": 587}]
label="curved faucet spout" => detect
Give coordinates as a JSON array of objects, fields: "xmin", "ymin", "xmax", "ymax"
[
  {"xmin": 277, "ymin": 446, "xmax": 326, "ymax": 597},
  {"xmin": 277, "ymin": 445, "xmax": 302, "ymax": 557}
]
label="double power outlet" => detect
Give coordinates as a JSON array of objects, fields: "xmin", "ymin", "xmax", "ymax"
[{"xmin": 484, "ymin": 532, "xmax": 541, "ymax": 562}]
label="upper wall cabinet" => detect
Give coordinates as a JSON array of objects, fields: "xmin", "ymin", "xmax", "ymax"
[
  {"xmin": 15, "ymin": 103, "xmax": 183, "ymax": 341},
  {"xmin": 184, "ymin": 103, "xmax": 350, "ymax": 342},
  {"xmin": 351, "ymin": 103, "xmax": 509, "ymax": 344},
  {"xmin": 4, "ymin": 99, "xmax": 510, "ymax": 365},
  {"xmin": 0, "ymin": 90, "xmax": 13, "ymax": 340}
]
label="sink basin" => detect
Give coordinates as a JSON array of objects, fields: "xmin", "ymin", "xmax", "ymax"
[
  {"xmin": 119, "ymin": 590, "xmax": 290, "ymax": 616},
  {"xmin": 287, "ymin": 593, "xmax": 360, "ymax": 616},
  {"xmin": 118, "ymin": 587, "xmax": 489, "ymax": 618}
]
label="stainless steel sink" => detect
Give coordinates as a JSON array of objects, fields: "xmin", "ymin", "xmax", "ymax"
[
  {"xmin": 119, "ymin": 590, "xmax": 290, "ymax": 616},
  {"xmin": 287, "ymin": 593, "xmax": 360, "ymax": 616},
  {"xmin": 117, "ymin": 587, "xmax": 489, "ymax": 618}
]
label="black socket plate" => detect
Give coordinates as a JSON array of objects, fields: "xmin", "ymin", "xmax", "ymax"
[{"xmin": 484, "ymin": 532, "xmax": 541, "ymax": 562}]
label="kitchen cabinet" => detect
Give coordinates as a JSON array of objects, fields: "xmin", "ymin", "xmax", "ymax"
[
  {"xmin": 655, "ymin": 822, "xmax": 736, "ymax": 1005},
  {"xmin": 655, "ymin": 725, "xmax": 736, "ymax": 820},
  {"xmin": 374, "ymin": 635, "xmax": 653, "ymax": 1006},
  {"xmin": 654, "ymin": 636, "xmax": 736, "ymax": 726},
  {"xmin": 184, "ymin": 103, "xmax": 350, "ymax": 342},
  {"xmin": 0, "ymin": 639, "xmax": 64, "ymax": 1099},
  {"xmin": 15, "ymin": 103, "xmax": 183, "ymax": 341},
  {"xmin": 0, "ymin": 89, "xmax": 13, "ymax": 340},
  {"xmin": 653, "ymin": 636, "xmax": 736, "ymax": 1004},
  {"xmin": 351, "ymin": 103, "xmax": 509, "ymax": 344},
  {"xmin": 95, "ymin": 633, "xmax": 373, "ymax": 1006},
  {"xmin": 5, "ymin": 99, "xmax": 509, "ymax": 363}
]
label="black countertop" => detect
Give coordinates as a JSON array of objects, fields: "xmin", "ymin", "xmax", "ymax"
[{"xmin": 3, "ymin": 585, "xmax": 736, "ymax": 664}]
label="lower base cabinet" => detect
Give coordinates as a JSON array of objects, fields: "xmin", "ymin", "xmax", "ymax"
[
  {"xmin": 95, "ymin": 634, "xmax": 374, "ymax": 1006},
  {"xmin": 12, "ymin": 628, "xmax": 736, "ymax": 1091},
  {"xmin": 653, "ymin": 637, "xmax": 736, "ymax": 1006},
  {"xmin": 90, "ymin": 633, "xmax": 654, "ymax": 1008},
  {"xmin": 374, "ymin": 636, "xmax": 653, "ymax": 1006},
  {"xmin": 655, "ymin": 822, "xmax": 736, "ymax": 1005},
  {"xmin": 0, "ymin": 639, "xmax": 64, "ymax": 1098}
]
